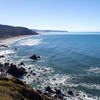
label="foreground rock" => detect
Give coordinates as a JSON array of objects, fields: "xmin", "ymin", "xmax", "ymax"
[
  {"xmin": 0, "ymin": 55, "xmax": 4, "ymax": 58},
  {"xmin": 0, "ymin": 62, "xmax": 27, "ymax": 78},
  {"xmin": 0, "ymin": 77, "xmax": 54, "ymax": 100},
  {"xmin": 7, "ymin": 63, "xmax": 27, "ymax": 78}
]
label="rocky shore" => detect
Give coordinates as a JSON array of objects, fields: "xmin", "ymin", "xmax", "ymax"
[
  {"xmin": 0, "ymin": 61, "xmax": 86, "ymax": 100},
  {"xmin": 0, "ymin": 51, "xmax": 89, "ymax": 100},
  {"xmin": 0, "ymin": 41, "xmax": 55, "ymax": 100},
  {"xmin": 0, "ymin": 34, "xmax": 93, "ymax": 100}
]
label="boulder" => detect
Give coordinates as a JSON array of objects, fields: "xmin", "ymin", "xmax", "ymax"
[
  {"xmin": 0, "ymin": 44, "xmax": 8, "ymax": 48},
  {"xmin": 7, "ymin": 63, "xmax": 27, "ymax": 78},
  {"xmin": 0, "ymin": 55, "xmax": 4, "ymax": 58},
  {"xmin": 4, "ymin": 62, "xmax": 9, "ymax": 67},
  {"xmin": 32, "ymin": 73, "xmax": 36, "ymax": 75},
  {"xmin": 18, "ymin": 62, "xmax": 25, "ymax": 66},
  {"xmin": 68, "ymin": 91, "xmax": 74, "ymax": 96},
  {"xmin": 45, "ymin": 86, "xmax": 54, "ymax": 93},
  {"xmin": 30, "ymin": 54, "xmax": 40, "ymax": 60}
]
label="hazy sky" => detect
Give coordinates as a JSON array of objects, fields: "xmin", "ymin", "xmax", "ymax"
[{"xmin": 0, "ymin": 0, "xmax": 100, "ymax": 32}]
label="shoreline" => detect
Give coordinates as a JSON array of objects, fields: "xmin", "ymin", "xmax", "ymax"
[
  {"xmin": 0, "ymin": 34, "xmax": 98, "ymax": 100},
  {"xmin": 0, "ymin": 35, "xmax": 35, "ymax": 45}
]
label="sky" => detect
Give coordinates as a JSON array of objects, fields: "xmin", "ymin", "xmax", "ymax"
[{"xmin": 0, "ymin": 0, "xmax": 100, "ymax": 32}]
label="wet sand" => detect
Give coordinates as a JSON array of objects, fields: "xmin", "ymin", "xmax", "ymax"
[{"xmin": 0, "ymin": 35, "xmax": 33, "ymax": 45}]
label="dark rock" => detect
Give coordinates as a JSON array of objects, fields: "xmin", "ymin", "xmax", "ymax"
[
  {"xmin": 55, "ymin": 89, "xmax": 64, "ymax": 99},
  {"xmin": 83, "ymin": 95, "xmax": 85, "ymax": 97},
  {"xmin": 0, "ymin": 62, "xmax": 10, "ymax": 72},
  {"xmin": 19, "ymin": 67, "xmax": 27, "ymax": 74},
  {"xmin": 55, "ymin": 89, "xmax": 61, "ymax": 95},
  {"xmin": 38, "ymin": 68, "xmax": 40, "ymax": 70},
  {"xmin": 27, "ymin": 76, "xmax": 29, "ymax": 78},
  {"xmin": 30, "ymin": 54, "xmax": 37, "ymax": 60},
  {"xmin": 0, "ymin": 63, "xmax": 3, "ymax": 67},
  {"xmin": 44, "ymin": 92, "xmax": 49, "ymax": 96},
  {"xmin": 7, "ymin": 60, "xmax": 10, "ymax": 62},
  {"xmin": 0, "ymin": 44, "xmax": 8, "ymax": 48},
  {"xmin": 0, "ymin": 69, "xmax": 3, "ymax": 72},
  {"xmin": 30, "ymin": 70, "xmax": 36, "ymax": 75},
  {"xmin": 37, "ymin": 56, "xmax": 41, "ymax": 59},
  {"xmin": 46, "ymin": 86, "xmax": 51, "ymax": 92},
  {"xmin": 0, "ymin": 77, "xmax": 9, "ymax": 81},
  {"xmin": 76, "ymin": 93, "xmax": 79, "ymax": 96},
  {"xmin": 32, "ymin": 73, "xmax": 36, "ymax": 75},
  {"xmin": 28, "ymin": 74, "xmax": 31, "ymax": 77},
  {"xmin": 52, "ymin": 78, "xmax": 56, "ymax": 81},
  {"xmin": 68, "ymin": 91, "xmax": 74, "ymax": 96},
  {"xmin": 4, "ymin": 62, "xmax": 9, "ymax": 67},
  {"xmin": 30, "ymin": 70, "xmax": 33, "ymax": 74},
  {"xmin": 30, "ymin": 54, "xmax": 40, "ymax": 60},
  {"xmin": 18, "ymin": 62, "xmax": 25, "ymax": 66},
  {"xmin": 33, "ymin": 80, "xmax": 35, "ymax": 82},
  {"xmin": 0, "ymin": 55, "xmax": 5, "ymax": 58},
  {"xmin": 45, "ymin": 86, "xmax": 54, "ymax": 93},
  {"xmin": 7, "ymin": 63, "xmax": 27, "ymax": 78}
]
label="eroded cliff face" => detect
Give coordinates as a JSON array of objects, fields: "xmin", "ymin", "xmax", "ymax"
[{"xmin": 0, "ymin": 77, "xmax": 54, "ymax": 100}]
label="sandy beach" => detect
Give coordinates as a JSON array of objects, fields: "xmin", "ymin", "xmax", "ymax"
[{"xmin": 0, "ymin": 35, "xmax": 34, "ymax": 45}]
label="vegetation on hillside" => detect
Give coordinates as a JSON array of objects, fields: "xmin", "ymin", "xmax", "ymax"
[
  {"xmin": 0, "ymin": 77, "xmax": 54, "ymax": 100},
  {"xmin": 0, "ymin": 24, "xmax": 38, "ymax": 38}
]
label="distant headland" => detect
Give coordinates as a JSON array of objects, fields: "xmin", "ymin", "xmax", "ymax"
[
  {"xmin": 32, "ymin": 29, "xmax": 68, "ymax": 33},
  {"xmin": 0, "ymin": 24, "xmax": 38, "ymax": 39}
]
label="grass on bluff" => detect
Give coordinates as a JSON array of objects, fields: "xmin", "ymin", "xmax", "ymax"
[{"xmin": 0, "ymin": 77, "xmax": 54, "ymax": 100}]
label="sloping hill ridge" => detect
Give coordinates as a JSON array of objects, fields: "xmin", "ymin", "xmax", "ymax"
[
  {"xmin": 0, "ymin": 24, "xmax": 38, "ymax": 38},
  {"xmin": 0, "ymin": 77, "xmax": 54, "ymax": 100}
]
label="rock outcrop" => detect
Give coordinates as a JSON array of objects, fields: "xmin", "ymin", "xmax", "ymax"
[
  {"xmin": 0, "ymin": 62, "xmax": 27, "ymax": 78},
  {"xmin": 7, "ymin": 63, "xmax": 27, "ymax": 78},
  {"xmin": 30, "ymin": 54, "xmax": 41, "ymax": 60}
]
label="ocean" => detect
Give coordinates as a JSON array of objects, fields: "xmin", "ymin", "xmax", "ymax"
[{"xmin": 1, "ymin": 32, "xmax": 100, "ymax": 99}]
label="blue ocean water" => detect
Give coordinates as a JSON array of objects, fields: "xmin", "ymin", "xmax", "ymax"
[{"xmin": 3, "ymin": 32, "xmax": 100, "ymax": 99}]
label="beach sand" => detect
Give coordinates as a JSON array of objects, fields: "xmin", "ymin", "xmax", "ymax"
[{"xmin": 0, "ymin": 35, "xmax": 33, "ymax": 45}]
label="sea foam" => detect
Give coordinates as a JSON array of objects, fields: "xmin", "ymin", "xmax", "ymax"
[
  {"xmin": 0, "ymin": 50, "xmax": 14, "ymax": 56},
  {"xmin": 87, "ymin": 67, "xmax": 100, "ymax": 74},
  {"xmin": 16, "ymin": 38, "xmax": 42, "ymax": 46}
]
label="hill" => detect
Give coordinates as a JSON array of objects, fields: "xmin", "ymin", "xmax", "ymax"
[
  {"xmin": 0, "ymin": 77, "xmax": 54, "ymax": 100},
  {"xmin": 0, "ymin": 24, "xmax": 38, "ymax": 39}
]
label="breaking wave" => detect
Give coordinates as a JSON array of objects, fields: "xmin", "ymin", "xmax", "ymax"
[
  {"xmin": 16, "ymin": 38, "xmax": 42, "ymax": 46},
  {"xmin": 87, "ymin": 67, "xmax": 100, "ymax": 74},
  {"xmin": 0, "ymin": 50, "xmax": 14, "ymax": 56}
]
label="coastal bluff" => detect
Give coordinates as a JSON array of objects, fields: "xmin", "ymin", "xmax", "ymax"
[
  {"xmin": 0, "ymin": 77, "xmax": 54, "ymax": 100},
  {"xmin": 0, "ymin": 24, "xmax": 38, "ymax": 39}
]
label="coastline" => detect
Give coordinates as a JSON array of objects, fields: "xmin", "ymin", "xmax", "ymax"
[
  {"xmin": 0, "ymin": 34, "xmax": 55, "ymax": 100},
  {"xmin": 0, "ymin": 34, "xmax": 98, "ymax": 100},
  {"xmin": 0, "ymin": 35, "xmax": 34, "ymax": 45}
]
